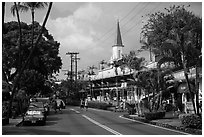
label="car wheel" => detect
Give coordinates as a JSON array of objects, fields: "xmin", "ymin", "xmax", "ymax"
[
  {"xmin": 41, "ymin": 119, "xmax": 46, "ymax": 126},
  {"xmin": 23, "ymin": 121, "xmax": 28, "ymax": 126}
]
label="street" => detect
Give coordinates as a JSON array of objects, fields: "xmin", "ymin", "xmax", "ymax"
[{"xmin": 2, "ymin": 106, "xmax": 188, "ymax": 135}]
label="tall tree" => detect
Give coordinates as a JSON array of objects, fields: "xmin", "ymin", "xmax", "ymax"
[
  {"xmin": 3, "ymin": 21, "xmax": 62, "ymax": 81},
  {"xmin": 10, "ymin": 2, "xmax": 23, "ymax": 72},
  {"xmin": 6, "ymin": 2, "xmax": 53, "ymax": 117},
  {"xmin": 122, "ymin": 50, "xmax": 146, "ymax": 74},
  {"xmin": 121, "ymin": 51, "xmax": 146, "ymax": 114},
  {"xmin": 141, "ymin": 5, "xmax": 201, "ymax": 114},
  {"xmin": 2, "ymin": 2, "xmax": 5, "ymax": 32}
]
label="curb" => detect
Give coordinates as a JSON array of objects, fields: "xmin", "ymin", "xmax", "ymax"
[
  {"xmin": 15, "ymin": 119, "xmax": 23, "ymax": 127},
  {"xmin": 123, "ymin": 114, "xmax": 202, "ymax": 135}
]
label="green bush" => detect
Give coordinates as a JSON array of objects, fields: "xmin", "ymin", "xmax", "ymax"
[
  {"xmin": 144, "ymin": 111, "xmax": 165, "ymax": 120},
  {"xmin": 179, "ymin": 114, "xmax": 202, "ymax": 129},
  {"xmin": 88, "ymin": 101, "xmax": 112, "ymax": 110},
  {"xmin": 67, "ymin": 100, "xmax": 80, "ymax": 106},
  {"xmin": 164, "ymin": 104, "xmax": 173, "ymax": 112}
]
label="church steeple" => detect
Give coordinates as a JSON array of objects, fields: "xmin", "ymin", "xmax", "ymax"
[
  {"xmin": 113, "ymin": 20, "xmax": 124, "ymax": 47},
  {"xmin": 111, "ymin": 20, "xmax": 124, "ymax": 61}
]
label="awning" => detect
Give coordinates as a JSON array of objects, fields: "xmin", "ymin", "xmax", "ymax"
[{"xmin": 177, "ymin": 83, "xmax": 195, "ymax": 93}]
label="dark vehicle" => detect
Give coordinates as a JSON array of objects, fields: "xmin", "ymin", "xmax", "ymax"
[
  {"xmin": 2, "ymin": 81, "xmax": 11, "ymax": 125},
  {"xmin": 35, "ymin": 98, "xmax": 50, "ymax": 115},
  {"xmin": 23, "ymin": 102, "xmax": 46, "ymax": 125}
]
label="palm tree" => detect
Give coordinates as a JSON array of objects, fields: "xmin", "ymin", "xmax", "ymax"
[
  {"xmin": 164, "ymin": 31, "xmax": 198, "ymax": 114},
  {"xmin": 88, "ymin": 65, "xmax": 97, "ymax": 75},
  {"xmin": 141, "ymin": 5, "xmax": 201, "ymax": 115},
  {"xmin": 6, "ymin": 2, "xmax": 24, "ymax": 118},
  {"xmin": 13, "ymin": 2, "xmax": 48, "ymax": 49},
  {"xmin": 9, "ymin": 2, "xmax": 53, "ymax": 117},
  {"xmin": 87, "ymin": 65, "xmax": 97, "ymax": 98},
  {"xmin": 99, "ymin": 60, "xmax": 107, "ymax": 97},
  {"xmin": 11, "ymin": 2, "xmax": 23, "ymax": 71},
  {"xmin": 2, "ymin": 2, "xmax": 5, "ymax": 33},
  {"xmin": 78, "ymin": 69, "xmax": 86, "ymax": 80}
]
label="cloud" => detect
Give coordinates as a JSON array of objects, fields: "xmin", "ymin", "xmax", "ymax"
[
  {"xmin": 46, "ymin": 3, "xmax": 106, "ymax": 74},
  {"xmin": 47, "ymin": 3, "xmax": 102, "ymax": 50}
]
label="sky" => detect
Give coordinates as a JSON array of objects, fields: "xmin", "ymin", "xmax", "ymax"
[{"xmin": 3, "ymin": 0, "xmax": 202, "ymax": 80}]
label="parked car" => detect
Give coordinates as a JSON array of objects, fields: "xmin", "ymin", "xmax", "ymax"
[
  {"xmin": 29, "ymin": 102, "xmax": 46, "ymax": 116},
  {"xmin": 35, "ymin": 97, "xmax": 51, "ymax": 115},
  {"xmin": 23, "ymin": 103, "xmax": 46, "ymax": 125}
]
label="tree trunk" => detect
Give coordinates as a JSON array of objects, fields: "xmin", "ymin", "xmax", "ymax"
[
  {"xmin": 195, "ymin": 65, "xmax": 200, "ymax": 115},
  {"xmin": 147, "ymin": 89, "xmax": 151, "ymax": 112},
  {"xmin": 31, "ymin": 9, "xmax": 35, "ymax": 49},
  {"xmin": 2, "ymin": 2, "xmax": 5, "ymax": 33},
  {"xmin": 8, "ymin": 2, "xmax": 23, "ymax": 118},
  {"xmin": 16, "ymin": 2, "xmax": 22, "ymax": 71},
  {"xmin": 195, "ymin": 33, "xmax": 200, "ymax": 115},
  {"xmin": 180, "ymin": 34, "xmax": 196, "ymax": 114}
]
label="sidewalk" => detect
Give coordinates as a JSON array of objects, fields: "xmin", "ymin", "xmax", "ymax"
[
  {"xmin": 123, "ymin": 111, "xmax": 202, "ymax": 135},
  {"xmin": 2, "ymin": 117, "xmax": 23, "ymax": 127}
]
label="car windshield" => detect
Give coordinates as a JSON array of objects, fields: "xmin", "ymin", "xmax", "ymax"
[{"xmin": 35, "ymin": 98, "xmax": 50, "ymax": 104}]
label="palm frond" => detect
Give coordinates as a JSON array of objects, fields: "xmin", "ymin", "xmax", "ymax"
[
  {"xmin": 22, "ymin": 2, "xmax": 48, "ymax": 10},
  {"xmin": 10, "ymin": 5, "xmax": 16, "ymax": 16}
]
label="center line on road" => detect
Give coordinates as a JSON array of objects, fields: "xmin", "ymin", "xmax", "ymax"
[
  {"xmin": 82, "ymin": 115, "xmax": 122, "ymax": 135},
  {"xmin": 70, "ymin": 108, "xmax": 80, "ymax": 114}
]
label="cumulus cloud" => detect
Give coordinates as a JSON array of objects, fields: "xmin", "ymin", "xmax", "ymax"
[
  {"xmin": 47, "ymin": 3, "xmax": 103, "ymax": 52},
  {"xmin": 46, "ymin": 3, "xmax": 107, "ymax": 74}
]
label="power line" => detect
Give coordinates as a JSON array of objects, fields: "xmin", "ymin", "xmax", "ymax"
[
  {"xmin": 120, "ymin": 3, "xmax": 141, "ymax": 22},
  {"xmin": 120, "ymin": 3, "xmax": 149, "ymax": 30},
  {"xmin": 99, "ymin": 3, "xmax": 150, "ymax": 45},
  {"xmin": 90, "ymin": 3, "xmax": 143, "ymax": 47},
  {"xmin": 123, "ymin": 3, "xmax": 162, "ymax": 37}
]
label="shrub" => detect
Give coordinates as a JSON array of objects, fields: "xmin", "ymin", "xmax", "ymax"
[
  {"xmin": 88, "ymin": 101, "xmax": 112, "ymax": 110},
  {"xmin": 164, "ymin": 104, "xmax": 173, "ymax": 112},
  {"xmin": 179, "ymin": 114, "xmax": 202, "ymax": 129},
  {"xmin": 144, "ymin": 111, "xmax": 165, "ymax": 120},
  {"xmin": 67, "ymin": 100, "xmax": 80, "ymax": 106}
]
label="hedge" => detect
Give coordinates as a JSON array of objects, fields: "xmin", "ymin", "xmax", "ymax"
[
  {"xmin": 179, "ymin": 114, "xmax": 202, "ymax": 129},
  {"xmin": 144, "ymin": 111, "xmax": 166, "ymax": 120},
  {"xmin": 88, "ymin": 101, "xmax": 112, "ymax": 110},
  {"xmin": 66, "ymin": 100, "xmax": 80, "ymax": 106}
]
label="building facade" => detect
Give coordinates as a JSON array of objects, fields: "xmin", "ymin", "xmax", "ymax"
[{"xmin": 85, "ymin": 21, "xmax": 202, "ymax": 114}]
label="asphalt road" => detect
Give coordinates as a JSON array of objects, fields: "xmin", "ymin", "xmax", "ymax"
[{"xmin": 2, "ymin": 106, "xmax": 189, "ymax": 135}]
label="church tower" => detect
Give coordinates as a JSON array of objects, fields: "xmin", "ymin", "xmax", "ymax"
[{"xmin": 111, "ymin": 21, "xmax": 124, "ymax": 62}]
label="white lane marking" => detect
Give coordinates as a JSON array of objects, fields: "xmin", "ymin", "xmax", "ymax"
[
  {"xmin": 119, "ymin": 115, "xmax": 191, "ymax": 135},
  {"xmin": 70, "ymin": 108, "xmax": 80, "ymax": 114},
  {"xmin": 88, "ymin": 108, "xmax": 111, "ymax": 112},
  {"xmin": 82, "ymin": 115, "xmax": 122, "ymax": 135}
]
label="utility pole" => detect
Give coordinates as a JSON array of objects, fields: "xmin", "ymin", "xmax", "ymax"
[
  {"xmin": 66, "ymin": 52, "xmax": 79, "ymax": 96},
  {"xmin": 74, "ymin": 54, "xmax": 80, "ymax": 90}
]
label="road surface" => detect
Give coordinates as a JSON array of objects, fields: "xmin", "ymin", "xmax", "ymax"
[{"xmin": 2, "ymin": 106, "xmax": 189, "ymax": 135}]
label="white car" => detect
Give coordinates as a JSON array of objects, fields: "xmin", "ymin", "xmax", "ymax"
[{"xmin": 23, "ymin": 103, "xmax": 46, "ymax": 125}]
